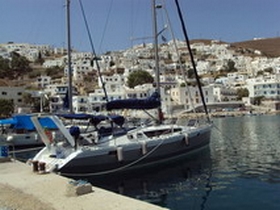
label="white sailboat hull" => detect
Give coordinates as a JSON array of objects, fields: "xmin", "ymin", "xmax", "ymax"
[{"xmin": 31, "ymin": 117, "xmax": 211, "ymax": 177}]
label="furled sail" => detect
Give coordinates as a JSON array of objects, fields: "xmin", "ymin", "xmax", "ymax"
[{"xmin": 106, "ymin": 92, "xmax": 161, "ymax": 111}]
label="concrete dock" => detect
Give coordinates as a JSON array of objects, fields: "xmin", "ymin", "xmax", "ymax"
[{"xmin": 0, "ymin": 158, "xmax": 168, "ymax": 210}]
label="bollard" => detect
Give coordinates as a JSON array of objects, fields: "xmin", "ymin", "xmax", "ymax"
[
  {"xmin": 32, "ymin": 160, "xmax": 39, "ymax": 172},
  {"xmin": 38, "ymin": 162, "xmax": 46, "ymax": 173}
]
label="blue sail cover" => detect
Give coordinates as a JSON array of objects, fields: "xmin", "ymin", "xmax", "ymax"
[
  {"xmin": 57, "ymin": 113, "xmax": 95, "ymax": 120},
  {"xmin": 106, "ymin": 92, "xmax": 161, "ymax": 111}
]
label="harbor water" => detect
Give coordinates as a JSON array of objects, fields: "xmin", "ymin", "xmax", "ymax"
[
  {"xmin": 13, "ymin": 114, "xmax": 280, "ymax": 210},
  {"xmin": 89, "ymin": 114, "xmax": 280, "ymax": 210}
]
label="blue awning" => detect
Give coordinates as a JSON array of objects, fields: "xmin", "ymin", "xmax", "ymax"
[
  {"xmin": 0, "ymin": 118, "xmax": 17, "ymax": 125},
  {"xmin": 1, "ymin": 114, "xmax": 57, "ymax": 130}
]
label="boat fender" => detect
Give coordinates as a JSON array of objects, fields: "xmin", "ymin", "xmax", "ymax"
[
  {"xmin": 184, "ymin": 134, "xmax": 189, "ymax": 146},
  {"xmin": 69, "ymin": 126, "xmax": 81, "ymax": 139},
  {"xmin": 6, "ymin": 135, "xmax": 14, "ymax": 142},
  {"xmin": 35, "ymin": 134, "xmax": 38, "ymax": 141},
  {"xmin": 142, "ymin": 141, "xmax": 147, "ymax": 155},
  {"xmin": 117, "ymin": 146, "xmax": 123, "ymax": 161},
  {"xmin": 69, "ymin": 126, "xmax": 81, "ymax": 150}
]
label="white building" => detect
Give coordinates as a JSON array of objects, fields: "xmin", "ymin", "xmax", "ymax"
[
  {"xmin": 73, "ymin": 95, "xmax": 89, "ymax": 113},
  {"xmin": 43, "ymin": 58, "xmax": 64, "ymax": 68},
  {"xmin": 246, "ymin": 77, "xmax": 280, "ymax": 99},
  {"xmin": 0, "ymin": 86, "xmax": 25, "ymax": 107},
  {"xmin": 36, "ymin": 76, "xmax": 52, "ymax": 88},
  {"xmin": 170, "ymin": 85, "xmax": 215, "ymax": 110},
  {"xmin": 213, "ymin": 85, "xmax": 237, "ymax": 102}
]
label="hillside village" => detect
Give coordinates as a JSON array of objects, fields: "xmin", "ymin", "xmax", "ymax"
[{"xmin": 0, "ymin": 37, "xmax": 280, "ymax": 117}]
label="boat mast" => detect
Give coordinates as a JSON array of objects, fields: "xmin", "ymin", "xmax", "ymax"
[
  {"xmin": 152, "ymin": 0, "xmax": 163, "ymax": 124},
  {"xmin": 66, "ymin": 0, "xmax": 73, "ymax": 113}
]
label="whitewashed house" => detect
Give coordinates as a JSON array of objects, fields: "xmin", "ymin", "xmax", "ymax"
[
  {"xmin": 0, "ymin": 86, "xmax": 25, "ymax": 107},
  {"xmin": 36, "ymin": 76, "xmax": 52, "ymax": 88},
  {"xmin": 246, "ymin": 77, "xmax": 280, "ymax": 99},
  {"xmin": 170, "ymin": 85, "xmax": 215, "ymax": 110}
]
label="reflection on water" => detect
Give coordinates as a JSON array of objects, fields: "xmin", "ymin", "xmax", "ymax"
[
  {"xmin": 88, "ymin": 115, "xmax": 280, "ymax": 210},
  {"xmin": 212, "ymin": 115, "xmax": 280, "ymax": 184},
  {"xmin": 88, "ymin": 148, "xmax": 213, "ymax": 208}
]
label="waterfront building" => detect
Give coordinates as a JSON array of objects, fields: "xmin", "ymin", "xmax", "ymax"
[
  {"xmin": 246, "ymin": 77, "xmax": 280, "ymax": 99},
  {"xmin": 170, "ymin": 85, "xmax": 215, "ymax": 111}
]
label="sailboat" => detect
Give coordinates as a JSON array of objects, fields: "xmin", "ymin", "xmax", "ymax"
[{"xmin": 29, "ymin": 0, "xmax": 212, "ymax": 177}]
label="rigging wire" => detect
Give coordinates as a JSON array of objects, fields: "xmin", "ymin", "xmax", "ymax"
[
  {"xmin": 98, "ymin": 0, "xmax": 113, "ymax": 53},
  {"xmin": 78, "ymin": 0, "xmax": 108, "ymax": 102},
  {"xmin": 161, "ymin": 0, "xmax": 197, "ymax": 118},
  {"xmin": 174, "ymin": 0, "xmax": 211, "ymax": 123}
]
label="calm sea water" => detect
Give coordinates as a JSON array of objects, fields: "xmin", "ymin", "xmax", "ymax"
[
  {"xmin": 14, "ymin": 114, "xmax": 280, "ymax": 210},
  {"xmin": 89, "ymin": 114, "xmax": 280, "ymax": 210}
]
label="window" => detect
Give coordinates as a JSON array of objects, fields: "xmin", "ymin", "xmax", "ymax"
[{"xmin": 137, "ymin": 133, "xmax": 143, "ymax": 138}]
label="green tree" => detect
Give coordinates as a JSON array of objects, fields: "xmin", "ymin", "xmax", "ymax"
[
  {"xmin": 35, "ymin": 52, "xmax": 45, "ymax": 65},
  {"xmin": 0, "ymin": 56, "xmax": 10, "ymax": 78},
  {"xmin": 45, "ymin": 66, "xmax": 64, "ymax": 78},
  {"xmin": 227, "ymin": 59, "xmax": 236, "ymax": 72},
  {"xmin": 221, "ymin": 59, "xmax": 237, "ymax": 73},
  {"xmin": 263, "ymin": 67, "xmax": 273, "ymax": 74},
  {"xmin": 180, "ymin": 83, "xmax": 186, "ymax": 87},
  {"xmin": 2, "ymin": 52, "xmax": 32, "ymax": 79},
  {"xmin": 10, "ymin": 52, "xmax": 31, "ymax": 72},
  {"xmin": 187, "ymin": 69, "xmax": 195, "ymax": 78},
  {"xmin": 127, "ymin": 70, "xmax": 154, "ymax": 88},
  {"xmin": 0, "ymin": 99, "xmax": 14, "ymax": 117},
  {"xmin": 256, "ymin": 70, "xmax": 263, "ymax": 77},
  {"xmin": 22, "ymin": 92, "xmax": 34, "ymax": 105},
  {"xmin": 253, "ymin": 96, "xmax": 264, "ymax": 105},
  {"xmin": 236, "ymin": 88, "xmax": 249, "ymax": 100}
]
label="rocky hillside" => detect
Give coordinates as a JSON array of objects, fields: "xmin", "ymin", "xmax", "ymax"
[
  {"xmin": 231, "ymin": 37, "xmax": 280, "ymax": 57},
  {"xmin": 191, "ymin": 37, "xmax": 280, "ymax": 57}
]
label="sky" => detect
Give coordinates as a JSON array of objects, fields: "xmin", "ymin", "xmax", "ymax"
[{"xmin": 0, "ymin": 0, "xmax": 279, "ymax": 54}]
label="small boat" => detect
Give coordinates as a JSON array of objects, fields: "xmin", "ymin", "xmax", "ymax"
[
  {"xmin": 0, "ymin": 114, "xmax": 57, "ymax": 149},
  {"xmin": 29, "ymin": 0, "xmax": 212, "ymax": 177}
]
